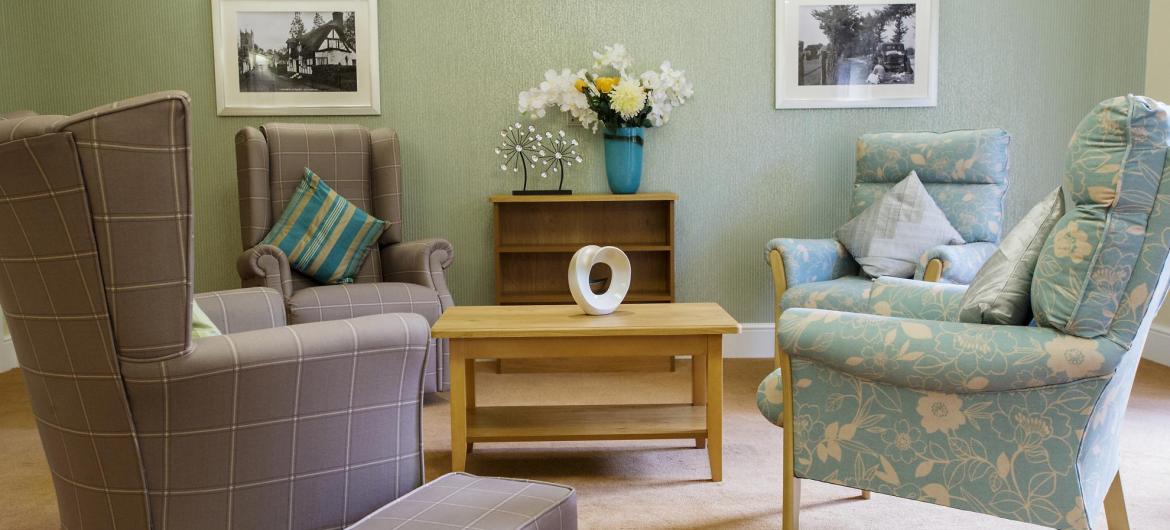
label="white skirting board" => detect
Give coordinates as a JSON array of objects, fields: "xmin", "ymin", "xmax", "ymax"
[
  {"xmin": 722, "ymin": 323, "xmax": 776, "ymax": 359},
  {"xmin": 0, "ymin": 336, "xmax": 16, "ymax": 373},
  {"xmin": 1143, "ymin": 323, "xmax": 1170, "ymax": 367},
  {"xmin": 724, "ymin": 323, "xmax": 1170, "ymax": 368}
]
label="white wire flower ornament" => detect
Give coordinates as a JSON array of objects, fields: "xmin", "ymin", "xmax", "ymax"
[
  {"xmin": 535, "ymin": 130, "xmax": 584, "ymax": 192},
  {"xmin": 495, "ymin": 122, "xmax": 540, "ymax": 191}
]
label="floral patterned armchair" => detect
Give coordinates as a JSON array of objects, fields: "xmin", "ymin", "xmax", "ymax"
[
  {"xmin": 757, "ymin": 95, "xmax": 1170, "ymax": 529},
  {"xmin": 766, "ymin": 129, "xmax": 1010, "ymax": 319}
]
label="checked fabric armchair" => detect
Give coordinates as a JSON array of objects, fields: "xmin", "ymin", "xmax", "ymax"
[
  {"xmin": 236, "ymin": 122, "xmax": 454, "ymax": 392},
  {"xmin": 757, "ymin": 95, "xmax": 1170, "ymax": 529},
  {"xmin": 0, "ymin": 92, "xmax": 431, "ymax": 529},
  {"xmin": 767, "ymin": 128, "xmax": 1010, "ymax": 319}
]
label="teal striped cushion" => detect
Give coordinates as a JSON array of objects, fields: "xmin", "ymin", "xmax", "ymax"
[{"xmin": 261, "ymin": 168, "xmax": 386, "ymax": 284}]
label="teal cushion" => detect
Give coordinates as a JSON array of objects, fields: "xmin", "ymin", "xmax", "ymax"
[
  {"xmin": 261, "ymin": 168, "xmax": 387, "ymax": 284},
  {"xmin": 1032, "ymin": 96, "xmax": 1170, "ymax": 338},
  {"xmin": 192, "ymin": 301, "xmax": 221, "ymax": 338}
]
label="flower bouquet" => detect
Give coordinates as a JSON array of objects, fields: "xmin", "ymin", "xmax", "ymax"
[{"xmin": 518, "ymin": 44, "xmax": 693, "ymax": 193}]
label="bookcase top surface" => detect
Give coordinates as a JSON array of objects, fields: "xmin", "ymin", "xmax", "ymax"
[{"xmin": 490, "ymin": 192, "xmax": 677, "ymax": 203}]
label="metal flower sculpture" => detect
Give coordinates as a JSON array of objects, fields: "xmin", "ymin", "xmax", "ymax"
[
  {"xmin": 535, "ymin": 130, "xmax": 584, "ymax": 194},
  {"xmin": 495, "ymin": 122, "xmax": 540, "ymax": 193}
]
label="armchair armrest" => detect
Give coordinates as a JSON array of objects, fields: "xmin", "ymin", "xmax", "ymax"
[
  {"xmin": 868, "ymin": 277, "xmax": 967, "ymax": 322},
  {"xmin": 778, "ymin": 308, "xmax": 1126, "ymax": 394},
  {"xmin": 915, "ymin": 242, "xmax": 998, "ymax": 284},
  {"xmin": 237, "ymin": 244, "xmax": 293, "ymax": 298},
  {"xmin": 381, "ymin": 238, "xmax": 455, "ymax": 310},
  {"xmin": 118, "ymin": 313, "xmax": 432, "ymax": 520},
  {"xmin": 766, "ymin": 238, "xmax": 858, "ymax": 318},
  {"xmin": 194, "ymin": 287, "xmax": 285, "ymax": 334}
]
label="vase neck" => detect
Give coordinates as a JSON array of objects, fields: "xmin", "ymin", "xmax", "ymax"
[{"xmin": 605, "ymin": 126, "xmax": 644, "ymax": 136}]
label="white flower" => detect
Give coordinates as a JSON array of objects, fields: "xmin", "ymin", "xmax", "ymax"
[
  {"xmin": 640, "ymin": 61, "xmax": 693, "ymax": 127},
  {"xmin": 518, "ymin": 68, "xmax": 599, "ymax": 132},
  {"xmin": 592, "ymin": 43, "xmax": 633, "ymax": 75}
]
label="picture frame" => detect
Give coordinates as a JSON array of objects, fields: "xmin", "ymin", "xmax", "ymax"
[
  {"xmin": 775, "ymin": 0, "xmax": 938, "ymax": 109},
  {"xmin": 211, "ymin": 0, "xmax": 380, "ymax": 116}
]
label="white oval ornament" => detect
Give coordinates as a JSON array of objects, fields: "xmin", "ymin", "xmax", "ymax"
[{"xmin": 568, "ymin": 245, "xmax": 631, "ymax": 315}]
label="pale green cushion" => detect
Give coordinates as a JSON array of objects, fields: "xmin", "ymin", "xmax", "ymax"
[
  {"xmin": 836, "ymin": 171, "xmax": 965, "ymax": 278},
  {"xmin": 959, "ymin": 187, "xmax": 1065, "ymax": 325},
  {"xmin": 192, "ymin": 301, "xmax": 221, "ymax": 338}
]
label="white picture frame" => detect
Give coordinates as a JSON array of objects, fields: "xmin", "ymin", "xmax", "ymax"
[
  {"xmin": 211, "ymin": 0, "xmax": 380, "ymax": 116},
  {"xmin": 775, "ymin": 0, "xmax": 938, "ymax": 109}
]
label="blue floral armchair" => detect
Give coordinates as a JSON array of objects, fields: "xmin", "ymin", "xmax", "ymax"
[
  {"xmin": 767, "ymin": 129, "xmax": 1010, "ymax": 318},
  {"xmin": 757, "ymin": 96, "xmax": 1170, "ymax": 529}
]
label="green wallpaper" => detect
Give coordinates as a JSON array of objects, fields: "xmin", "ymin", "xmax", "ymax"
[{"xmin": 0, "ymin": 1, "xmax": 1149, "ymax": 323}]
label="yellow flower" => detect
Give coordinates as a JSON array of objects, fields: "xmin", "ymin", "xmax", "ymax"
[
  {"xmin": 574, "ymin": 79, "xmax": 588, "ymax": 93},
  {"xmin": 916, "ymin": 392, "xmax": 967, "ymax": 434},
  {"xmin": 594, "ymin": 76, "xmax": 619, "ymax": 93},
  {"xmin": 1052, "ymin": 222, "xmax": 1093, "ymax": 263},
  {"xmin": 608, "ymin": 79, "xmax": 646, "ymax": 119}
]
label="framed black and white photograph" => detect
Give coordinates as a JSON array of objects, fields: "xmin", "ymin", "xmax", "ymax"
[
  {"xmin": 776, "ymin": 0, "xmax": 937, "ymax": 109},
  {"xmin": 212, "ymin": 0, "xmax": 380, "ymax": 115}
]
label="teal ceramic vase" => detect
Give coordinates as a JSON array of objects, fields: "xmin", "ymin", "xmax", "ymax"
[{"xmin": 603, "ymin": 127, "xmax": 644, "ymax": 194}]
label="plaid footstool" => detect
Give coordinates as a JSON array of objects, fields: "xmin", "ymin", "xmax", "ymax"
[{"xmin": 347, "ymin": 473, "xmax": 577, "ymax": 530}]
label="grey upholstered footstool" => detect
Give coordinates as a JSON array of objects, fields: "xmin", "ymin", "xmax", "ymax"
[{"xmin": 347, "ymin": 473, "xmax": 577, "ymax": 530}]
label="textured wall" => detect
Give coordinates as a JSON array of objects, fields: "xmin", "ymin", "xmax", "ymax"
[{"xmin": 0, "ymin": 0, "xmax": 1149, "ymax": 323}]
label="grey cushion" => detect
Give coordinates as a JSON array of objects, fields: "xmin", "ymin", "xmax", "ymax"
[
  {"xmin": 959, "ymin": 187, "xmax": 1066, "ymax": 325},
  {"xmin": 347, "ymin": 472, "xmax": 577, "ymax": 530},
  {"xmin": 836, "ymin": 171, "xmax": 965, "ymax": 278}
]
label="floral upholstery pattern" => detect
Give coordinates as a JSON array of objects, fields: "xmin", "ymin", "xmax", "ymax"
[
  {"xmin": 773, "ymin": 130, "xmax": 1008, "ymax": 316},
  {"xmin": 913, "ymin": 242, "xmax": 998, "ymax": 284},
  {"xmin": 854, "ymin": 129, "xmax": 1010, "ymax": 245},
  {"xmin": 868, "ymin": 277, "xmax": 967, "ymax": 322},
  {"xmin": 1033, "ymin": 96, "xmax": 1170, "ymax": 343},
  {"xmin": 780, "ymin": 276, "xmax": 872, "ymax": 314},
  {"xmin": 767, "ymin": 238, "xmax": 858, "ymax": 286},
  {"xmin": 758, "ymin": 97, "xmax": 1170, "ymax": 530}
]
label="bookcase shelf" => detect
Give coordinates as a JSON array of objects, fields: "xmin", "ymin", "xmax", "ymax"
[{"xmin": 491, "ymin": 193, "xmax": 678, "ymax": 372}]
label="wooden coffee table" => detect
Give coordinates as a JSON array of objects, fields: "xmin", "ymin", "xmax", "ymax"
[{"xmin": 431, "ymin": 303, "xmax": 741, "ymax": 481}]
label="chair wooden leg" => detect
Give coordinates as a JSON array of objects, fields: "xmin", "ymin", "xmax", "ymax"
[
  {"xmin": 783, "ymin": 470, "xmax": 801, "ymax": 530},
  {"xmin": 779, "ymin": 346, "xmax": 800, "ymax": 529},
  {"xmin": 860, "ymin": 490, "xmax": 871, "ymax": 500},
  {"xmin": 1105, "ymin": 471, "xmax": 1130, "ymax": 530}
]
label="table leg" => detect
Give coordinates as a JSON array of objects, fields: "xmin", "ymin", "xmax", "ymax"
[
  {"xmin": 450, "ymin": 341, "xmax": 468, "ymax": 472},
  {"xmin": 466, "ymin": 358, "xmax": 476, "ymax": 454},
  {"xmin": 692, "ymin": 353, "xmax": 707, "ymax": 448},
  {"xmin": 706, "ymin": 335, "xmax": 723, "ymax": 482}
]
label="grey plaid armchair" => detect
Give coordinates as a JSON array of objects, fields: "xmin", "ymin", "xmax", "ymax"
[
  {"xmin": 0, "ymin": 92, "xmax": 430, "ymax": 529},
  {"xmin": 236, "ymin": 122, "xmax": 454, "ymax": 392}
]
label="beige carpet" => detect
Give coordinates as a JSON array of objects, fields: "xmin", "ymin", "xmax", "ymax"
[{"xmin": 3, "ymin": 359, "xmax": 1170, "ymax": 529}]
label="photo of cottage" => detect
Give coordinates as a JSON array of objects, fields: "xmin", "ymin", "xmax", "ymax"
[{"xmin": 237, "ymin": 11, "xmax": 358, "ymax": 92}]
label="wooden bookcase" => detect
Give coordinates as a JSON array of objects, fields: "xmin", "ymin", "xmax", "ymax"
[{"xmin": 491, "ymin": 192, "xmax": 677, "ymax": 372}]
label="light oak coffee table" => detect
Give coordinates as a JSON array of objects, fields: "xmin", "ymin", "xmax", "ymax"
[{"xmin": 431, "ymin": 303, "xmax": 741, "ymax": 481}]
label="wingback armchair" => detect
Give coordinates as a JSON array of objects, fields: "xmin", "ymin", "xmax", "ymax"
[
  {"xmin": 0, "ymin": 92, "xmax": 431, "ymax": 529},
  {"xmin": 236, "ymin": 123, "xmax": 453, "ymax": 392},
  {"xmin": 767, "ymin": 129, "xmax": 1010, "ymax": 319},
  {"xmin": 757, "ymin": 95, "xmax": 1170, "ymax": 529}
]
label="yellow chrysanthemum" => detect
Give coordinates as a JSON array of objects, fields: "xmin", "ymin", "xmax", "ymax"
[
  {"xmin": 609, "ymin": 79, "xmax": 646, "ymax": 119},
  {"xmin": 574, "ymin": 79, "xmax": 589, "ymax": 93},
  {"xmin": 594, "ymin": 76, "xmax": 620, "ymax": 93}
]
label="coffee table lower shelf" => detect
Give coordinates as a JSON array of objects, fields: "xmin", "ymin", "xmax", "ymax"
[{"xmin": 467, "ymin": 404, "xmax": 707, "ymax": 443}]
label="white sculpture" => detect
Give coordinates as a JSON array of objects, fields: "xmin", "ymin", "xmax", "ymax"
[{"xmin": 568, "ymin": 245, "xmax": 631, "ymax": 315}]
